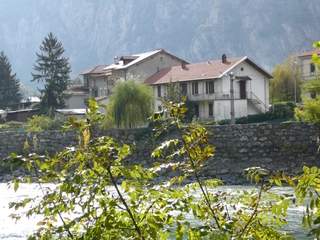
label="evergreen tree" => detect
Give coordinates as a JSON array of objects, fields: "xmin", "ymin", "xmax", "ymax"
[
  {"xmin": 0, "ymin": 51, "xmax": 22, "ymax": 109},
  {"xmin": 32, "ymin": 33, "xmax": 71, "ymax": 114}
]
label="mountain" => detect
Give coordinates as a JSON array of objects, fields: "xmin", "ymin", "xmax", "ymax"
[{"xmin": 0, "ymin": 0, "xmax": 320, "ymax": 89}]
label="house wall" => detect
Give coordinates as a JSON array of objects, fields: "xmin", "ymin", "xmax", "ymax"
[
  {"xmin": 126, "ymin": 52, "xmax": 185, "ymax": 83},
  {"xmin": 298, "ymin": 56, "xmax": 319, "ymax": 81},
  {"xmin": 87, "ymin": 76, "xmax": 110, "ymax": 97},
  {"xmin": 232, "ymin": 61, "xmax": 269, "ymax": 112},
  {"xmin": 151, "ymin": 60, "xmax": 270, "ymax": 120},
  {"xmin": 65, "ymin": 95, "xmax": 87, "ymax": 109},
  {"xmin": 213, "ymin": 100, "xmax": 247, "ymax": 121}
]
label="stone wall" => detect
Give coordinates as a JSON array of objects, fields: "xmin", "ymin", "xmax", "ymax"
[
  {"xmin": 205, "ymin": 123, "xmax": 319, "ymax": 183},
  {"xmin": 0, "ymin": 123, "xmax": 319, "ymax": 183}
]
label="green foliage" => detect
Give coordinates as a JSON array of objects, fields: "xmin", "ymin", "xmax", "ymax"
[
  {"xmin": 0, "ymin": 121, "xmax": 24, "ymax": 131},
  {"xmin": 150, "ymin": 100, "xmax": 293, "ymax": 239},
  {"xmin": 216, "ymin": 102, "xmax": 296, "ymax": 125},
  {"xmin": 0, "ymin": 51, "xmax": 22, "ymax": 109},
  {"xmin": 272, "ymin": 101, "xmax": 296, "ymax": 119},
  {"xmin": 26, "ymin": 115, "xmax": 64, "ymax": 132},
  {"xmin": 295, "ymin": 97, "xmax": 320, "ymax": 124},
  {"xmin": 106, "ymin": 80, "xmax": 153, "ymax": 128},
  {"xmin": 9, "ymin": 99, "xmax": 318, "ymax": 239},
  {"xmin": 270, "ymin": 57, "xmax": 301, "ymax": 103},
  {"xmin": 32, "ymin": 32, "xmax": 71, "ymax": 115}
]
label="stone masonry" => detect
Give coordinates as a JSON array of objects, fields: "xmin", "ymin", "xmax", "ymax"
[{"xmin": 0, "ymin": 123, "xmax": 319, "ymax": 183}]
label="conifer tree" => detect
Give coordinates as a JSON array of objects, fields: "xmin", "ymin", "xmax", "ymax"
[
  {"xmin": 0, "ymin": 51, "xmax": 22, "ymax": 109},
  {"xmin": 32, "ymin": 32, "xmax": 71, "ymax": 114}
]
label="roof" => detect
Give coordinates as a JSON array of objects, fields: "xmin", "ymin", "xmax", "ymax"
[
  {"xmin": 55, "ymin": 109, "xmax": 87, "ymax": 115},
  {"xmin": 297, "ymin": 49, "xmax": 320, "ymax": 57},
  {"xmin": 103, "ymin": 49, "xmax": 188, "ymax": 71},
  {"xmin": 65, "ymin": 85, "xmax": 89, "ymax": 95},
  {"xmin": 81, "ymin": 65, "xmax": 109, "ymax": 75},
  {"xmin": 21, "ymin": 96, "xmax": 40, "ymax": 103},
  {"xmin": 145, "ymin": 56, "xmax": 272, "ymax": 85}
]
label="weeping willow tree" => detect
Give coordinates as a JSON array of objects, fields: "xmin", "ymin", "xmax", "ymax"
[{"xmin": 106, "ymin": 80, "xmax": 153, "ymax": 128}]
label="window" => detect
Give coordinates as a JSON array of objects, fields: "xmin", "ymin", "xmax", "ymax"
[
  {"xmin": 311, "ymin": 63, "xmax": 316, "ymax": 74},
  {"xmin": 84, "ymin": 76, "xmax": 89, "ymax": 87},
  {"xmin": 194, "ymin": 104, "xmax": 199, "ymax": 118},
  {"xmin": 192, "ymin": 82, "xmax": 199, "ymax": 95},
  {"xmin": 205, "ymin": 81, "xmax": 214, "ymax": 94},
  {"xmin": 180, "ymin": 83, "xmax": 188, "ymax": 95},
  {"xmin": 92, "ymin": 88, "xmax": 98, "ymax": 97},
  {"xmin": 208, "ymin": 103, "xmax": 213, "ymax": 117},
  {"xmin": 157, "ymin": 85, "xmax": 161, "ymax": 97}
]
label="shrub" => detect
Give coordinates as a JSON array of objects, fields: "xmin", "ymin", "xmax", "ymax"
[
  {"xmin": 295, "ymin": 97, "xmax": 320, "ymax": 124},
  {"xmin": 0, "ymin": 121, "xmax": 24, "ymax": 131},
  {"xmin": 25, "ymin": 115, "xmax": 63, "ymax": 132},
  {"xmin": 271, "ymin": 101, "xmax": 296, "ymax": 119}
]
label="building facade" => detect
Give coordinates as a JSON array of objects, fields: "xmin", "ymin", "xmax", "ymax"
[
  {"xmin": 145, "ymin": 55, "xmax": 272, "ymax": 121},
  {"xmin": 65, "ymin": 49, "xmax": 188, "ymax": 109},
  {"xmin": 296, "ymin": 49, "xmax": 320, "ymax": 99}
]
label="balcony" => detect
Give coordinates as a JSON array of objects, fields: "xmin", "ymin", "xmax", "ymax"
[{"xmin": 188, "ymin": 91, "xmax": 244, "ymax": 101}]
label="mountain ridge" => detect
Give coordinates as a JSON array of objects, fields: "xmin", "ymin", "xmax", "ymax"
[{"xmin": 0, "ymin": 0, "xmax": 319, "ymax": 88}]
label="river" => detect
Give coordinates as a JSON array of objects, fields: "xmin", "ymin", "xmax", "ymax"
[{"xmin": 0, "ymin": 184, "xmax": 311, "ymax": 239}]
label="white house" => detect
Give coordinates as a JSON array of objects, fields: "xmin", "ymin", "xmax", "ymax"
[
  {"xmin": 65, "ymin": 49, "xmax": 188, "ymax": 109},
  {"xmin": 145, "ymin": 55, "xmax": 272, "ymax": 121}
]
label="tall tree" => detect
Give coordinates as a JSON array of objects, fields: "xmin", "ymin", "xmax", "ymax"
[
  {"xmin": 106, "ymin": 80, "xmax": 153, "ymax": 128},
  {"xmin": 0, "ymin": 51, "xmax": 22, "ymax": 109},
  {"xmin": 32, "ymin": 33, "xmax": 71, "ymax": 114},
  {"xmin": 270, "ymin": 56, "xmax": 301, "ymax": 103}
]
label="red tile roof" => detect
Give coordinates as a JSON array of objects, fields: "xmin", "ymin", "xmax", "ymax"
[{"xmin": 145, "ymin": 57, "xmax": 244, "ymax": 85}]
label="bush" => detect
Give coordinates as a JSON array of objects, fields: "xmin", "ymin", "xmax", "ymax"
[
  {"xmin": 0, "ymin": 121, "xmax": 24, "ymax": 131},
  {"xmin": 215, "ymin": 102, "xmax": 296, "ymax": 125},
  {"xmin": 295, "ymin": 97, "xmax": 320, "ymax": 124},
  {"xmin": 25, "ymin": 115, "xmax": 64, "ymax": 132},
  {"xmin": 271, "ymin": 101, "xmax": 296, "ymax": 119}
]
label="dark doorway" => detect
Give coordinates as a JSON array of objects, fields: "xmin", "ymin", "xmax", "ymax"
[{"xmin": 239, "ymin": 81, "xmax": 246, "ymax": 99}]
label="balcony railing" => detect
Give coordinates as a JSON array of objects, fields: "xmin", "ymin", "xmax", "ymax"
[{"xmin": 188, "ymin": 91, "xmax": 245, "ymax": 101}]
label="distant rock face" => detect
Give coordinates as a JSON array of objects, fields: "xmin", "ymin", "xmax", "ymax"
[{"xmin": 0, "ymin": 0, "xmax": 320, "ymax": 87}]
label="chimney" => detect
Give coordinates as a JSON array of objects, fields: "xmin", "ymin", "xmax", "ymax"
[
  {"xmin": 114, "ymin": 56, "xmax": 119, "ymax": 65},
  {"xmin": 222, "ymin": 54, "xmax": 227, "ymax": 64}
]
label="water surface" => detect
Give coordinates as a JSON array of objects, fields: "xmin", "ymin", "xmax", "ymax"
[{"xmin": 0, "ymin": 184, "xmax": 311, "ymax": 239}]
